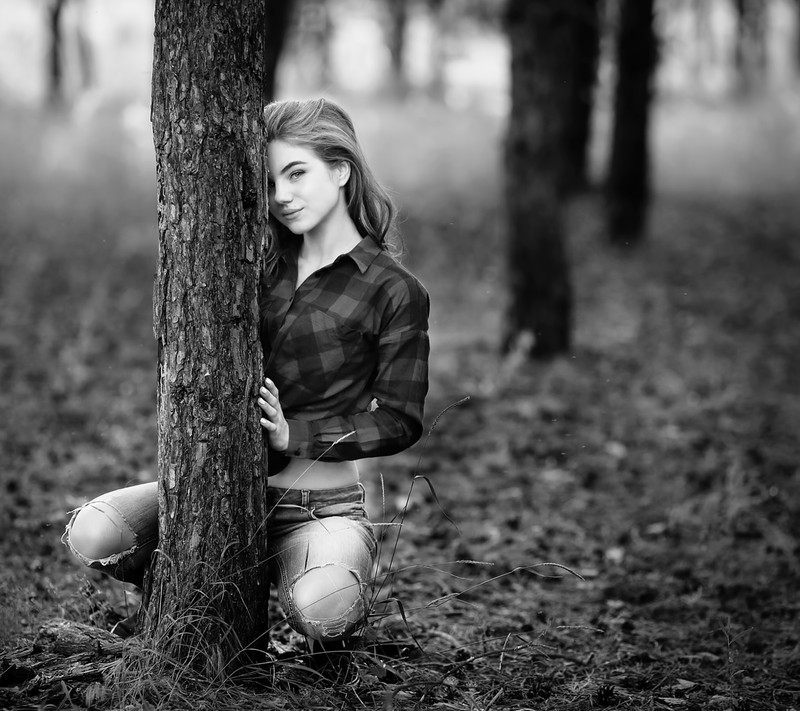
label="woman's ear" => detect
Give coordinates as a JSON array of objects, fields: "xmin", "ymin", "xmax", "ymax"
[{"xmin": 336, "ymin": 161, "xmax": 351, "ymax": 187}]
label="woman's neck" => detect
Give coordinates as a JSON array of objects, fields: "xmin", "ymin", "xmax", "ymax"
[{"xmin": 301, "ymin": 201, "xmax": 361, "ymax": 266}]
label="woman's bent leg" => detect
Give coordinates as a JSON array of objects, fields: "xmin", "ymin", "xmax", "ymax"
[
  {"xmin": 268, "ymin": 485, "xmax": 377, "ymax": 643},
  {"xmin": 62, "ymin": 481, "xmax": 158, "ymax": 588}
]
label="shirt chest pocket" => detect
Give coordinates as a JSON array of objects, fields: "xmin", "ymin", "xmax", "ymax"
[{"xmin": 292, "ymin": 310, "xmax": 373, "ymax": 384}]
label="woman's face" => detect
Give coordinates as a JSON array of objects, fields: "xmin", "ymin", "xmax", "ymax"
[{"xmin": 267, "ymin": 139, "xmax": 348, "ymax": 236}]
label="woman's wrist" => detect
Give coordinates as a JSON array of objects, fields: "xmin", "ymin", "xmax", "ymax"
[{"xmin": 273, "ymin": 424, "xmax": 289, "ymax": 452}]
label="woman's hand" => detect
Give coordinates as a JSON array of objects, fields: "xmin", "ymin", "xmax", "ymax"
[{"xmin": 258, "ymin": 378, "xmax": 289, "ymax": 452}]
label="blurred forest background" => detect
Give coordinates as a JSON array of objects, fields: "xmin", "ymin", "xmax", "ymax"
[{"xmin": 1, "ymin": 0, "xmax": 800, "ymax": 709}]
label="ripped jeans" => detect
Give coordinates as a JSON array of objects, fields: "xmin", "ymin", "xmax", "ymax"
[{"xmin": 62, "ymin": 482, "xmax": 377, "ymax": 641}]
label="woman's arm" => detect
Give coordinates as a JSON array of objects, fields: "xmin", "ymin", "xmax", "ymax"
[
  {"xmin": 289, "ymin": 321, "xmax": 429, "ymax": 460},
  {"xmin": 259, "ymin": 283, "xmax": 430, "ymax": 461}
]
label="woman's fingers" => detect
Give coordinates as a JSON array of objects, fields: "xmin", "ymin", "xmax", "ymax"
[
  {"xmin": 257, "ymin": 379, "xmax": 289, "ymax": 452},
  {"xmin": 258, "ymin": 378, "xmax": 285, "ymax": 440},
  {"xmin": 258, "ymin": 401, "xmax": 275, "ymax": 417},
  {"xmin": 258, "ymin": 397, "xmax": 278, "ymax": 430}
]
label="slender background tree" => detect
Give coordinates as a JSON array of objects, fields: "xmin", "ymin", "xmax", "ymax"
[
  {"xmin": 558, "ymin": 0, "xmax": 601, "ymax": 197},
  {"xmin": 146, "ymin": 1, "xmax": 271, "ymax": 670},
  {"xmin": 46, "ymin": 0, "xmax": 67, "ymax": 108},
  {"xmin": 732, "ymin": 0, "xmax": 768, "ymax": 93},
  {"xmin": 264, "ymin": 0, "xmax": 295, "ymax": 103},
  {"xmin": 605, "ymin": 0, "xmax": 658, "ymax": 246},
  {"xmin": 795, "ymin": 0, "xmax": 800, "ymax": 73},
  {"xmin": 385, "ymin": 0, "xmax": 410, "ymax": 97},
  {"xmin": 504, "ymin": 0, "xmax": 585, "ymax": 358},
  {"xmin": 44, "ymin": 0, "xmax": 94, "ymax": 110},
  {"xmin": 424, "ymin": 0, "xmax": 447, "ymax": 99}
]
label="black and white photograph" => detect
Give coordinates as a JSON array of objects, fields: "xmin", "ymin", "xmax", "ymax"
[{"xmin": 1, "ymin": 1, "xmax": 799, "ymax": 709}]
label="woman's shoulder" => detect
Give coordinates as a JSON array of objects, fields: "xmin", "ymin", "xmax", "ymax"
[
  {"xmin": 370, "ymin": 250, "xmax": 428, "ymax": 302},
  {"xmin": 363, "ymin": 253, "xmax": 429, "ymax": 330}
]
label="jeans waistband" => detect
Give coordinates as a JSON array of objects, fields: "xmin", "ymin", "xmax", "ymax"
[{"xmin": 267, "ymin": 483, "xmax": 365, "ymax": 509}]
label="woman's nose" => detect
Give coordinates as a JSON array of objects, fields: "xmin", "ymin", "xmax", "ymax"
[{"xmin": 272, "ymin": 181, "xmax": 292, "ymax": 204}]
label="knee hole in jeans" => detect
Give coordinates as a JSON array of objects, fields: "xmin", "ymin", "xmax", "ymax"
[
  {"xmin": 67, "ymin": 502, "xmax": 137, "ymax": 562},
  {"xmin": 291, "ymin": 565, "xmax": 363, "ymax": 625}
]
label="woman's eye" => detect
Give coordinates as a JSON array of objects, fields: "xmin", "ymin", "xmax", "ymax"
[{"xmin": 289, "ymin": 170, "xmax": 304, "ymax": 180}]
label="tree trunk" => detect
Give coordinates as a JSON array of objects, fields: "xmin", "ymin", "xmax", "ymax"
[
  {"xmin": 147, "ymin": 1, "xmax": 270, "ymax": 672},
  {"xmin": 605, "ymin": 0, "xmax": 657, "ymax": 246},
  {"xmin": 795, "ymin": 0, "xmax": 800, "ymax": 76},
  {"xmin": 559, "ymin": 0, "xmax": 601, "ymax": 197},
  {"xmin": 46, "ymin": 0, "xmax": 67, "ymax": 109},
  {"xmin": 74, "ymin": 0, "xmax": 94, "ymax": 91},
  {"xmin": 425, "ymin": 0, "xmax": 447, "ymax": 100},
  {"xmin": 299, "ymin": 0, "xmax": 333, "ymax": 89},
  {"xmin": 264, "ymin": 0, "xmax": 295, "ymax": 102},
  {"xmin": 732, "ymin": 0, "xmax": 768, "ymax": 94},
  {"xmin": 503, "ymin": 0, "xmax": 573, "ymax": 358},
  {"xmin": 690, "ymin": 0, "xmax": 714, "ymax": 87},
  {"xmin": 386, "ymin": 0, "xmax": 409, "ymax": 97}
]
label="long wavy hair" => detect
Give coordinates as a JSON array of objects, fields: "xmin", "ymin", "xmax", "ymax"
[{"xmin": 263, "ymin": 98, "xmax": 398, "ymax": 272}]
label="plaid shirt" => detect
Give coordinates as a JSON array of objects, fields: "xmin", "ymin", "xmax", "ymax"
[{"xmin": 260, "ymin": 236, "xmax": 429, "ymax": 464}]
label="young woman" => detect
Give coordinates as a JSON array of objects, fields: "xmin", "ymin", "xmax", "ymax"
[
  {"xmin": 258, "ymin": 98, "xmax": 430, "ymax": 647},
  {"xmin": 62, "ymin": 98, "xmax": 430, "ymax": 649}
]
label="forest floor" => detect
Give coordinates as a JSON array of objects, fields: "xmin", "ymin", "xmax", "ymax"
[{"xmin": 1, "ymin": 92, "xmax": 799, "ymax": 710}]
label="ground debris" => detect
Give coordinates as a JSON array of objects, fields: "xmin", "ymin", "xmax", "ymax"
[
  {"xmin": 0, "ymin": 619, "xmax": 122, "ymax": 710},
  {"xmin": 35, "ymin": 617, "xmax": 124, "ymax": 657}
]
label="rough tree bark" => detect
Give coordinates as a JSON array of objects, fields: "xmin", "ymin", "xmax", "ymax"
[
  {"xmin": 146, "ymin": 1, "xmax": 270, "ymax": 670},
  {"xmin": 503, "ymin": 0, "xmax": 575, "ymax": 358},
  {"xmin": 605, "ymin": 0, "xmax": 657, "ymax": 246}
]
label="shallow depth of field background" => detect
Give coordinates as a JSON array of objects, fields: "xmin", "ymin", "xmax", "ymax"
[{"xmin": 1, "ymin": 1, "xmax": 800, "ymax": 709}]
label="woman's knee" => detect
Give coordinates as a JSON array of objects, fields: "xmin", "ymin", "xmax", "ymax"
[
  {"xmin": 65, "ymin": 501, "xmax": 137, "ymax": 563},
  {"xmin": 291, "ymin": 565, "xmax": 365, "ymax": 639}
]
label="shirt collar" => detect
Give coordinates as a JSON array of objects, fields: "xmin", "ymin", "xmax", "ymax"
[
  {"xmin": 278, "ymin": 235, "xmax": 382, "ymax": 274},
  {"xmin": 346, "ymin": 236, "xmax": 383, "ymax": 274}
]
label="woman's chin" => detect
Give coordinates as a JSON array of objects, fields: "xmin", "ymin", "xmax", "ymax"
[
  {"xmin": 275, "ymin": 221, "xmax": 304, "ymax": 236},
  {"xmin": 284, "ymin": 222, "xmax": 306, "ymax": 236}
]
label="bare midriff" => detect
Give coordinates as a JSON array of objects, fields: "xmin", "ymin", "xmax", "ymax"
[{"xmin": 267, "ymin": 457, "xmax": 360, "ymax": 490}]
